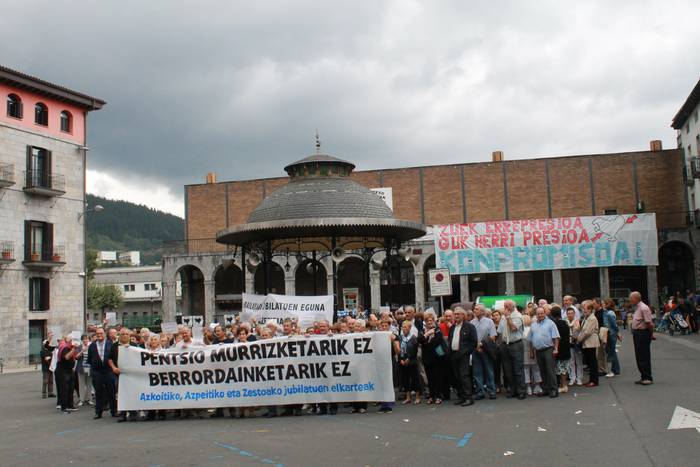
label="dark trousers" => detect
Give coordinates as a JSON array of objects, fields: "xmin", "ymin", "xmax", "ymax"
[
  {"xmin": 450, "ymin": 352, "xmax": 473, "ymax": 401},
  {"xmin": 425, "ymin": 361, "xmax": 447, "ymax": 400},
  {"xmin": 399, "ymin": 363, "xmax": 420, "ymax": 393},
  {"xmin": 92, "ymin": 370, "xmax": 116, "ymax": 415},
  {"xmin": 582, "ymin": 347, "xmax": 599, "ymax": 384},
  {"xmin": 535, "ymin": 347, "xmax": 557, "ymax": 394},
  {"xmin": 632, "ymin": 329, "xmax": 653, "ymax": 381},
  {"xmin": 501, "ymin": 340, "xmax": 526, "ymax": 397},
  {"xmin": 441, "ymin": 358, "xmax": 455, "ymax": 399},
  {"xmin": 56, "ymin": 369, "xmax": 75, "ymax": 410},
  {"xmin": 42, "ymin": 370, "xmax": 54, "ymax": 396}
]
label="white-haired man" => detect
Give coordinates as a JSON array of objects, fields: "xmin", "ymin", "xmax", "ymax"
[
  {"xmin": 497, "ymin": 300, "xmax": 526, "ymax": 399},
  {"xmin": 629, "ymin": 291, "xmax": 653, "ymax": 385}
]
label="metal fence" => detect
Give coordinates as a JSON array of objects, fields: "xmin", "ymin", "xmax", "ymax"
[{"xmin": 24, "ymin": 170, "xmax": 65, "ymax": 191}]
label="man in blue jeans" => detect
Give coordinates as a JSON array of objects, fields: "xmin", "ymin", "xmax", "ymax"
[{"xmin": 471, "ymin": 304, "xmax": 497, "ymax": 400}]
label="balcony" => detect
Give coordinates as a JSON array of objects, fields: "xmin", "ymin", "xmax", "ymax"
[
  {"xmin": 23, "ymin": 245, "xmax": 66, "ymax": 269},
  {"xmin": 0, "ymin": 241, "xmax": 15, "ymax": 265},
  {"xmin": 691, "ymin": 158, "xmax": 700, "ymax": 179},
  {"xmin": 0, "ymin": 163, "xmax": 15, "ymax": 188},
  {"xmin": 23, "ymin": 170, "xmax": 66, "ymax": 197}
]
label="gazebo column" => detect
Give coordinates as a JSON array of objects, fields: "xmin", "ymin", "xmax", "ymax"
[
  {"xmin": 285, "ymin": 276, "xmax": 295, "ymax": 295},
  {"xmin": 370, "ymin": 270, "xmax": 381, "ymax": 311},
  {"xmin": 414, "ymin": 271, "xmax": 425, "ymax": 308}
]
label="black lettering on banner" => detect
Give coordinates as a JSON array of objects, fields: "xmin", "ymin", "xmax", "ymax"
[
  {"xmin": 336, "ymin": 339, "xmax": 349, "ymax": 355},
  {"xmin": 307, "ymin": 339, "xmax": 320, "ymax": 356},
  {"xmin": 168, "ymin": 371, "xmax": 180, "ymax": 385},
  {"xmin": 298, "ymin": 363, "xmax": 310, "ymax": 379},
  {"xmin": 319, "ymin": 339, "xmax": 330, "ymax": 355},
  {"xmin": 332, "ymin": 361, "xmax": 351, "ymax": 377},
  {"xmin": 353, "ymin": 337, "xmax": 373, "ymax": 354},
  {"xmin": 238, "ymin": 345, "xmax": 249, "ymax": 360},
  {"xmin": 250, "ymin": 343, "xmax": 262, "ymax": 360},
  {"xmin": 181, "ymin": 371, "xmax": 192, "ymax": 385}
]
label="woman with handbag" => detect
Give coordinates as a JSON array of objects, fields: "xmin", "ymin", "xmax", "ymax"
[
  {"xmin": 418, "ymin": 312, "xmax": 448, "ymax": 405},
  {"xmin": 399, "ymin": 320, "xmax": 421, "ymax": 405},
  {"xmin": 566, "ymin": 307, "xmax": 584, "ymax": 386},
  {"xmin": 578, "ymin": 301, "xmax": 601, "ymax": 387}
]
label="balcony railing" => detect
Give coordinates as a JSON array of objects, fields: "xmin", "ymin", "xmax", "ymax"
[
  {"xmin": 23, "ymin": 170, "xmax": 66, "ymax": 196},
  {"xmin": 163, "ymin": 238, "xmax": 237, "ymax": 256},
  {"xmin": 0, "ymin": 163, "xmax": 14, "ymax": 187},
  {"xmin": 23, "ymin": 244, "xmax": 66, "ymax": 268},
  {"xmin": 1, "ymin": 241, "xmax": 14, "ymax": 263}
]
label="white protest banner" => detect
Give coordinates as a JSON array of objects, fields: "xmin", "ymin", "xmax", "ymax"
[
  {"xmin": 117, "ymin": 332, "xmax": 394, "ymax": 410},
  {"xmin": 70, "ymin": 331, "xmax": 82, "ymax": 344},
  {"xmin": 49, "ymin": 326, "xmax": 63, "ymax": 346},
  {"xmin": 192, "ymin": 316, "xmax": 204, "ymax": 327},
  {"xmin": 105, "ymin": 312, "xmax": 117, "ymax": 326},
  {"xmin": 181, "ymin": 316, "xmax": 193, "ymax": 327},
  {"xmin": 192, "ymin": 325, "xmax": 204, "ymax": 341},
  {"xmin": 242, "ymin": 293, "xmax": 334, "ymax": 329},
  {"xmin": 161, "ymin": 322, "xmax": 178, "ymax": 334},
  {"xmin": 435, "ymin": 213, "xmax": 658, "ymax": 274}
]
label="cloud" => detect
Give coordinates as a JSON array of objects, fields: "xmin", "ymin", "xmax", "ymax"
[
  {"xmin": 87, "ymin": 169, "xmax": 184, "ymax": 218},
  {"xmin": 1, "ymin": 0, "xmax": 699, "ymax": 214}
]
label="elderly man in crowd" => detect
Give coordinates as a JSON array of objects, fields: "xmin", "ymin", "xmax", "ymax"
[
  {"xmin": 448, "ymin": 306, "xmax": 478, "ymax": 406},
  {"xmin": 471, "ymin": 304, "xmax": 497, "ymax": 400},
  {"xmin": 498, "ymin": 300, "xmax": 527, "ymax": 400},
  {"xmin": 563, "ymin": 295, "xmax": 581, "ymax": 320},
  {"xmin": 528, "ymin": 306, "xmax": 561, "ymax": 398},
  {"xmin": 629, "ymin": 291, "xmax": 654, "ymax": 385}
]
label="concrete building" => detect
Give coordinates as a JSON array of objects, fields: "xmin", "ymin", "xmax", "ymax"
[
  {"xmin": 91, "ymin": 265, "xmax": 180, "ymax": 328},
  {"xmin": 0, "ymin": 65, "xmax": 104, "ymax": 367},
  {"xmin": 673, "ymin": 77, "xmax": 700, "ymax": 213},
  {"xmin": 162, "ymin": 138, "xmax": 692, "ymax": 323},
  {"xmin": 97, "ymin": 250, "xmax": 141, "ymax": 266}
]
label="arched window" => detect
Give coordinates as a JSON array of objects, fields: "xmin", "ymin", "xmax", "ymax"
[
  {"xmin": 59, "ymin": 111, "xmax": 71, "ymax": 133},
  {"xmin": 6, "ymin": 94, "xmax": 22, "ymax": 118},
  {"xmin": 34, "ymin": 103, "xmax": 48, "ymax": 126}
]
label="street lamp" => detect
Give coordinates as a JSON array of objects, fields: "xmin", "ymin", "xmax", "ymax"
[{"xmin": 80, "ymin": 203, "xmax": 105, "ymax": 330}]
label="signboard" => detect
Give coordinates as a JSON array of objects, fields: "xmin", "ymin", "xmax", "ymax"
[
  {"xmin": 181, "ymin": 316, "xmax": 193, "ymax": 327},
  {"xmin": 160, "ymin": 322, "xmax": 178, "ymax": 334},
  {"xmin": 242, "ymin": 293, "xmax": 334, "ymax": 329},
  {"xmin": 428, "ymin": 268, "xmax": 452, "ymax": 296},
  {"xmin": 435, "ymin": 213, "xmax": 658, "ymax": 274},
  {"xmin": 343, "ymin": 287, "xmax": 359, "ymax": 310},
  {"xmin": 105, "ymin": 312, "xmax": 117, "ymax": 326},
  {"xmin": 223, "ymin": 314, "xmax": 236, "ymax": 326},
  {"xmin": 371, "ymin": 187, "xmax": 393, "ymax": 211},
  {"xmin": 116, "ymin": 333, "xmax": 394, "ymax": 410}
]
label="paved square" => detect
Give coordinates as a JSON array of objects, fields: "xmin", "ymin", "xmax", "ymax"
[{"xmin": 1, "ymin": 331, "xmax": 699, "ymax": 467}]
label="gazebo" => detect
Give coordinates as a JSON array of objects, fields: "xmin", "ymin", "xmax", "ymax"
[{"xmin": 216, "ymin": 150, "xmax": 427, "ymax": 315}]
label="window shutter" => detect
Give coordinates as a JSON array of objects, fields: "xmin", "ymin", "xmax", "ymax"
[
  {"xmin": 44, "ymin": 223, "xmax": 54, "ymax": 260},
  {"xmin": 25, "ymin": 146, "xmax": 32, "ymax": 187},
  {"xmin": 41, "ymin": 278, "xmax": 50, "ymax": 311},
  {"xmin": 46, "ymin": 150, "xmax": 52, "ymax": 187},
  {"xmin": 24, "ymin": 220, "xmax": 31, "ymax": 260},
  {"xmin": 29, "ymin": 278, "xmax": 35, "ymax": 311},
  {"xmin": 18, "ymin": 101, "xmax": 23, "ymax": 119}
]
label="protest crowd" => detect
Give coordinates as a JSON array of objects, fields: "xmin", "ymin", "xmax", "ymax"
[{"xmin": 40, "ymin": 291, "xmax": 660, "ymax": 422}]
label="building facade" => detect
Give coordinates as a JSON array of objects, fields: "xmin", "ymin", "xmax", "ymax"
[
  {"xmin": 91, "ymin": 265, "xmax": 180, "ymax": 328},
  {"xmin": 0, "ymin": 65, "xmax": 104, "ymax": 368},
  {"xmin": 673, "ymin": 77, "xmax": 700, "ymax": 213},
  {"xmin": 162, "ymin": 140, "xmax": 694, "ymax": 323}
]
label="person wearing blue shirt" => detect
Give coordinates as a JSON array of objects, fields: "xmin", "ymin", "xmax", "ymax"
[
  {"xmin": 528, "ymin": 307, "xmax": 561, "ymax": 398},
  {"xmin": 603, "ymin": 299, "xmax": 621, "ymax": 377}
]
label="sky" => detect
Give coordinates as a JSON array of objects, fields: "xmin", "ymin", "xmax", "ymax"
[{"xmin": 2, "ymin": 0, "xmax": 699, "ymax": 218}]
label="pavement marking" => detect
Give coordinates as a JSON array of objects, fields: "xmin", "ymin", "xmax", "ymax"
[
  {"xmin": 456, "ymin": 432, "xmax": 474, "ymax": 447},
  {"xmin": 667, "ymin": 406, "xmax": 700, "ymax": 434},
  {"xmin": 55, "ymin": 428, "xmax": 82, "ymax": 436},
  {"xmin": 430, "ymin": 432, "xmax": 473, "ymax": 447},
  {"xmin": 213, "ymin": 441, "xmax": 284, "ymax": 467}
]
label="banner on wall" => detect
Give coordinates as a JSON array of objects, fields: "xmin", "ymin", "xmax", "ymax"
[
  {"xmin": 435, "ymin": 213, "xmax": 658, "ymax": 274},
  {"xmin": 242, "ymin": 293, "xmax": 334, "ymax": 329},
  {"xmin": 117, "ymin": 333, "xmax": 394, "ymax": 410}
]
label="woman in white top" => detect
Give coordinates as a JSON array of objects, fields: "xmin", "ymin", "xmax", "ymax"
[{"xmin": 566, "ymin": 307, "xmax": 584, "ymax": 386}]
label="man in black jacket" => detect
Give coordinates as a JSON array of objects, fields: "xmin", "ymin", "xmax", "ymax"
[
  {"xmin": 448, "ymin": 307, "xmax": 478, "ymax": 406},
  {"xmin": 87, "ymin": 327, "xmax": 116, "ymax": 419}
]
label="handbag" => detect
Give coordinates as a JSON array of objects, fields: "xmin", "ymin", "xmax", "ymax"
[
  {"xmin": 434, "ymin": 339, "xmax": 448, "ymax": 357},
  {"xmin": 599, "ymin": 326, "xmax": 609, "ymax": 345}
]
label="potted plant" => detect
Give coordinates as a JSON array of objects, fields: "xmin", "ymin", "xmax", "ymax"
[
  {"xmin": 1, "ymin": 250, "xmax": 11, "ymax": 260},
  {"xmin": 52, "ymin": 253, "xmax": 62, "ymax": 262},
  {"xmin": 30, "ymin": 252, "xmax": 40, "ymax": 261}
]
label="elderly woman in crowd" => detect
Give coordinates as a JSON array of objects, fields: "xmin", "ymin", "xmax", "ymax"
[
  {"xmin": 550, "ymin": 306, "xmax": 571, "ymax": 393},
  {"xmin": 566, "ymin": 306, "xmax": 583, "ymax": 386},
  {"xmin": 578, "ymin": 300, "xmax": 601, "ymax": 387},
  {"xmin": 145, "ymin": 334, "xmax": 167, "ymax": 421},
  {"xmin": 418, "ymin": 311, "xmax": 447, "ymax": 405},
  {"xmin": 398, "ymin": 320, "xmax": 421, "ymax": 405}
]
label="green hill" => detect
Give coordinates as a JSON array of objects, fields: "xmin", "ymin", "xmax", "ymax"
[{"xmin": 86, "ymin": 194, "xmax": 184, "ymax": 265}]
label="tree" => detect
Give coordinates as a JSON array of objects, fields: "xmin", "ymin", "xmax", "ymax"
[
  {"xmin": 88, "ymin": 283, "xmax": 123, "ymax": 312},
  {"xmin": 86, "ymin": 249, "xmax": 98, "ymax": 280}
]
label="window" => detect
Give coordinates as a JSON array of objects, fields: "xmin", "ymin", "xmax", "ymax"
[
  {"xmin": 687, "ymin": 123, "xmax": 691, "ymax": 134},
  {"xmin": 6, "ymin": 94, "xmax": 22, "ymax": 118},
  {"xmin": 604, "ymin": 209, "xmax": 618, "ymax": 215},
  {"xmin": 696, "ymin": 134, "xmax": 700, "ymax": 156},
  {"xmin": 59, "ymin": 111, "xmax": 71, "ymax": 133},
  {"xmin": 26, "ymin": 146, "xmax": 51, "ymax": 188},
  {"xmin": 144, "ymin": 283, "xmax": 158, "ymax": 291},
  {"xmin": 24, "ymin": 221, "xmax": 53, "ymax": 261},
  {"xmin": 695, "ymin": 109, "xmax": 699, "ymax": 123},
  {"xmin": 34, "ymin": 103, "xmax": 48, "ymax": 126},
  {"xmin": 29, "ymin": 277, "xmax": 50, "ymax": 311},
  {"xmin": 123, "ymin": 284, "xmax": 135, "ymax": 292}
]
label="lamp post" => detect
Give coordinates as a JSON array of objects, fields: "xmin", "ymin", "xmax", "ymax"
[{"xmin": 79, "ymin": 204, "xmax": 104, "ymax": 331}]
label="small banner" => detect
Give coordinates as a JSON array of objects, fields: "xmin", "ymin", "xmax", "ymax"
[
  {"xmin": 242, "ymin": 293, "xmax": 334, "ymax": 329},
  {"xmin": 116, "ymin": 333, "xmax": 394, "ymax": 410}
]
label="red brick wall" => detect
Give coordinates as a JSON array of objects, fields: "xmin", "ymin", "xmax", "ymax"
[
  {"xmin": 464, "ymin": 162, "xmax": 506, "ymax": 221},
  {"xmin": 380, "ymin": 168, "xmax": 422, "ymax": 222},
  {"xmin": 506, "ymin": 159, "xmax": 549, "ymax": 220},
  {"xmin": 422, "ymin": 165, "xmax": 464, "ymax": 224}
]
